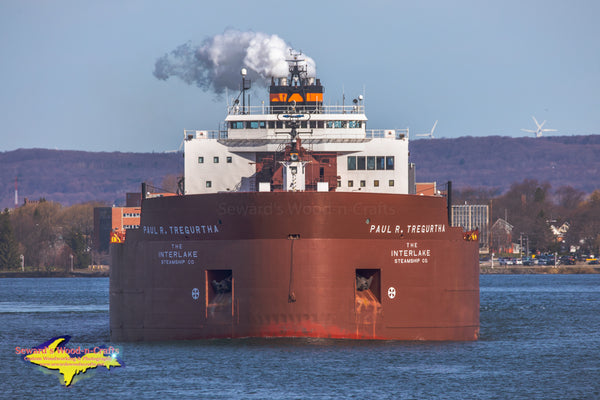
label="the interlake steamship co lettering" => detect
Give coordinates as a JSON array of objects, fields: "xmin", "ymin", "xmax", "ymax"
[
  {"xmin": 390, "ymin": 242, "xmax": 432, "ymax": 264},
  {"xmin": 158, "ymin": 250, "xmax": 198, "ymax": 258},
  {"xmin": 391, "ymin": 249, "xmax": 431, "ymax": 257},
  {"xmin": 157, "ymin": 243, "xmax": 199, "ymax": 265},
  {"xmin": 143, "ymin": 224, "xmax": 219, "ymax": 236}
]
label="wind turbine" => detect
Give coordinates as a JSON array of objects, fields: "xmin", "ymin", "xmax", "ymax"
[
  {"xmin": 164, "ymin": 138, "xmax": 185, "ymax": 153},
  {"xmin": 521, "ymin": 116, "xmax": 557, "ymax": 138},
  {"xmin": 416, "ymin": 120, "xmax": 438, "ymax": 138}
]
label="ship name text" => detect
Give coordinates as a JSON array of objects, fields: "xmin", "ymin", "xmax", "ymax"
[
  {"xmin": 369, "ymin": 224, "xmax": 445, "ymax": 234},
  {"xmin": 143, "ymin": 224, "xmax": 219, "ymax": 236}
]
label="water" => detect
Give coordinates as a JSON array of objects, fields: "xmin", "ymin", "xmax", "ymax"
[{"xmin": 1, "ymin": 276, "xmax": 599, "ymax": 399}]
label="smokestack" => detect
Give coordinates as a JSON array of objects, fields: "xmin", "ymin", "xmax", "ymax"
[{"xmin": 153, "ymin": 30, "xmax": 316, "ymax": 94}]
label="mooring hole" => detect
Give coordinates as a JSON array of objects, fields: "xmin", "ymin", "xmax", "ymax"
[
  {"xmin": 355, "ymin": 268, "xmax": 381, "ymax": 303},
  {"xmin": 207, "ymin": 269, "xmax": 232, "ymax": 305}
]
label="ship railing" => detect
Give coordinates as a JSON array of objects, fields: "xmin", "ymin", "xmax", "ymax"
[
  {"xmin": 184, "ymin": 130, "xmax": 228, "ymax": 140},
  {"xmin": 227, "ymin": 104, "xmax": 365, "ymax": 115},
  {"xmin": 184, "ymin": 128, "xmax": 408, "ymax": 141},
  {"xmin": 366, "ymin": 129, "xmax": 409, "ymax": 140},
  {"xmin": 305, "ymin": 176, "xmax": 338, "ymax": 191}
]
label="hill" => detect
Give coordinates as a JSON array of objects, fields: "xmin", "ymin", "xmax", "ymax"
[
  {"xmin": 410, "ymin": 135, "xmax": 600, "ymax": 194},
  {"xmin": 0, "ymin": 149, "xmax": 182, "ymax": 209},
  {"xmin": 0, "ymin": 135, "xmax": 598, "ymax": 208}
]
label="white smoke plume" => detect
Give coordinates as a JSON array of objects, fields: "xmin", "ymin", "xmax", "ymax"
[{"xmin": 153, "ymin": 30, "xmax": 316, "ymax": 94}]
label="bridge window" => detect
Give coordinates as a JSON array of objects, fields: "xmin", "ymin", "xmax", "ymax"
[
  {"xmin": 247, "ymin": 121, "xmax": 266, "ymax": 129},
  {"xmin": 357, "ymin": 157, "xmax": 366, "ymax": 170},
  {"xmin": 326, "ymin": 121, "xmax": 347, "ymax": 128},
  {"xmin": 347, "ymin": 156, "xmax": 356, "ymax": 170},
  {"xmin": 230, "ymin": 121, "xmax": 243, "ymax": 129},
  {"xmin": 347, "ymin": 155, "xmax": 397, "ymax": 172},
  {"xmin": 367, "ymin": 156, "xmax": 375, "ymax": 170}
]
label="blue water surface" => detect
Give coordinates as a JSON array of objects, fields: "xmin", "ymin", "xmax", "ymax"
[{"xmin": 0, "ymin": 275, "xmax": 599, "ymax": 399}]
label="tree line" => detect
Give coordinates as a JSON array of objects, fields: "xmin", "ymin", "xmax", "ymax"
[
  {"xmin": 0, "ymin": 178, "xmax": 598, "ymax": 270},
  {"xmin": 455, "ymin": 179, "xmax": 600, "ymax": 256},
  {"xmin": 0, "ymin": 200, "xmax": 103, "ymax": 271}
]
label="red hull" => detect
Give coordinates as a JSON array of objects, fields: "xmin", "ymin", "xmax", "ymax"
[{"xmin": 110, "ymin": 192, "xmax": 479, "ymax": 341}]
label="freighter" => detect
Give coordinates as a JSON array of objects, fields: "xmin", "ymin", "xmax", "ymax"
[{"xmin": 110, "ymin": 54, "xmax": 479, "ymax": 341}]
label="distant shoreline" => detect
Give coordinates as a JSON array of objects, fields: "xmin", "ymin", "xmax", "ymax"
[
  {"xmin": 0, "ymin": 269, "xmax": 109, "ymax": 278},
  {"xmin": 1, "ymin": 266, "xmax": 599, "ymax": 278},
  {"xmin": 480, "ymin": 265, "xmax": 600, "ymax": 274}
]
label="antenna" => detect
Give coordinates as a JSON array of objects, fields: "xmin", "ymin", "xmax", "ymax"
[
  {"xmin": 416, "ymin": 120, "xmax": 438, "ymax": 138},
  {"xmin": 521, "ymin": 116, "xmax": 557, "ymax": 138}
]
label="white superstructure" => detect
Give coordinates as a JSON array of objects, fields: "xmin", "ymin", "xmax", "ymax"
[{"xmin": 183, "ymin": 57, "xmax": 410, "ymax": 195}]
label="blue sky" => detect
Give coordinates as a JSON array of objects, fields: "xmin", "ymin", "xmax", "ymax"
[{"xmin": 1, "ymin": 0, "xmax": 598, "ymax": 152}]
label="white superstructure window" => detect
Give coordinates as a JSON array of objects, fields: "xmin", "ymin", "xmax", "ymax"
[
  {"xmin": 347, "ymin": 156, "xmax": 356, "ymax": 170},
  {"xmin": 247, "ymin": 121, "xmax": 266, "ymax": 129},
  {"xmin": 367, "ymin": 156, "xmax": 375, "ymax": 170},
  {"xmin": 386, "ymin": 156, "xmax": 395, "ymax": 170},
  {"xmin": 348, "ymin": 155, "xmax": 396, "ymax": 171},
  {"xmin": 357, "ymin": 157, "xmax": 366, "ymax": 170}
]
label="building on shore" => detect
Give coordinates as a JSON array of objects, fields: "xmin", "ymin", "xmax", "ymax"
[{"xmin": 452, "ymin": 203, "xmax": 490, "ymax": 252}]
